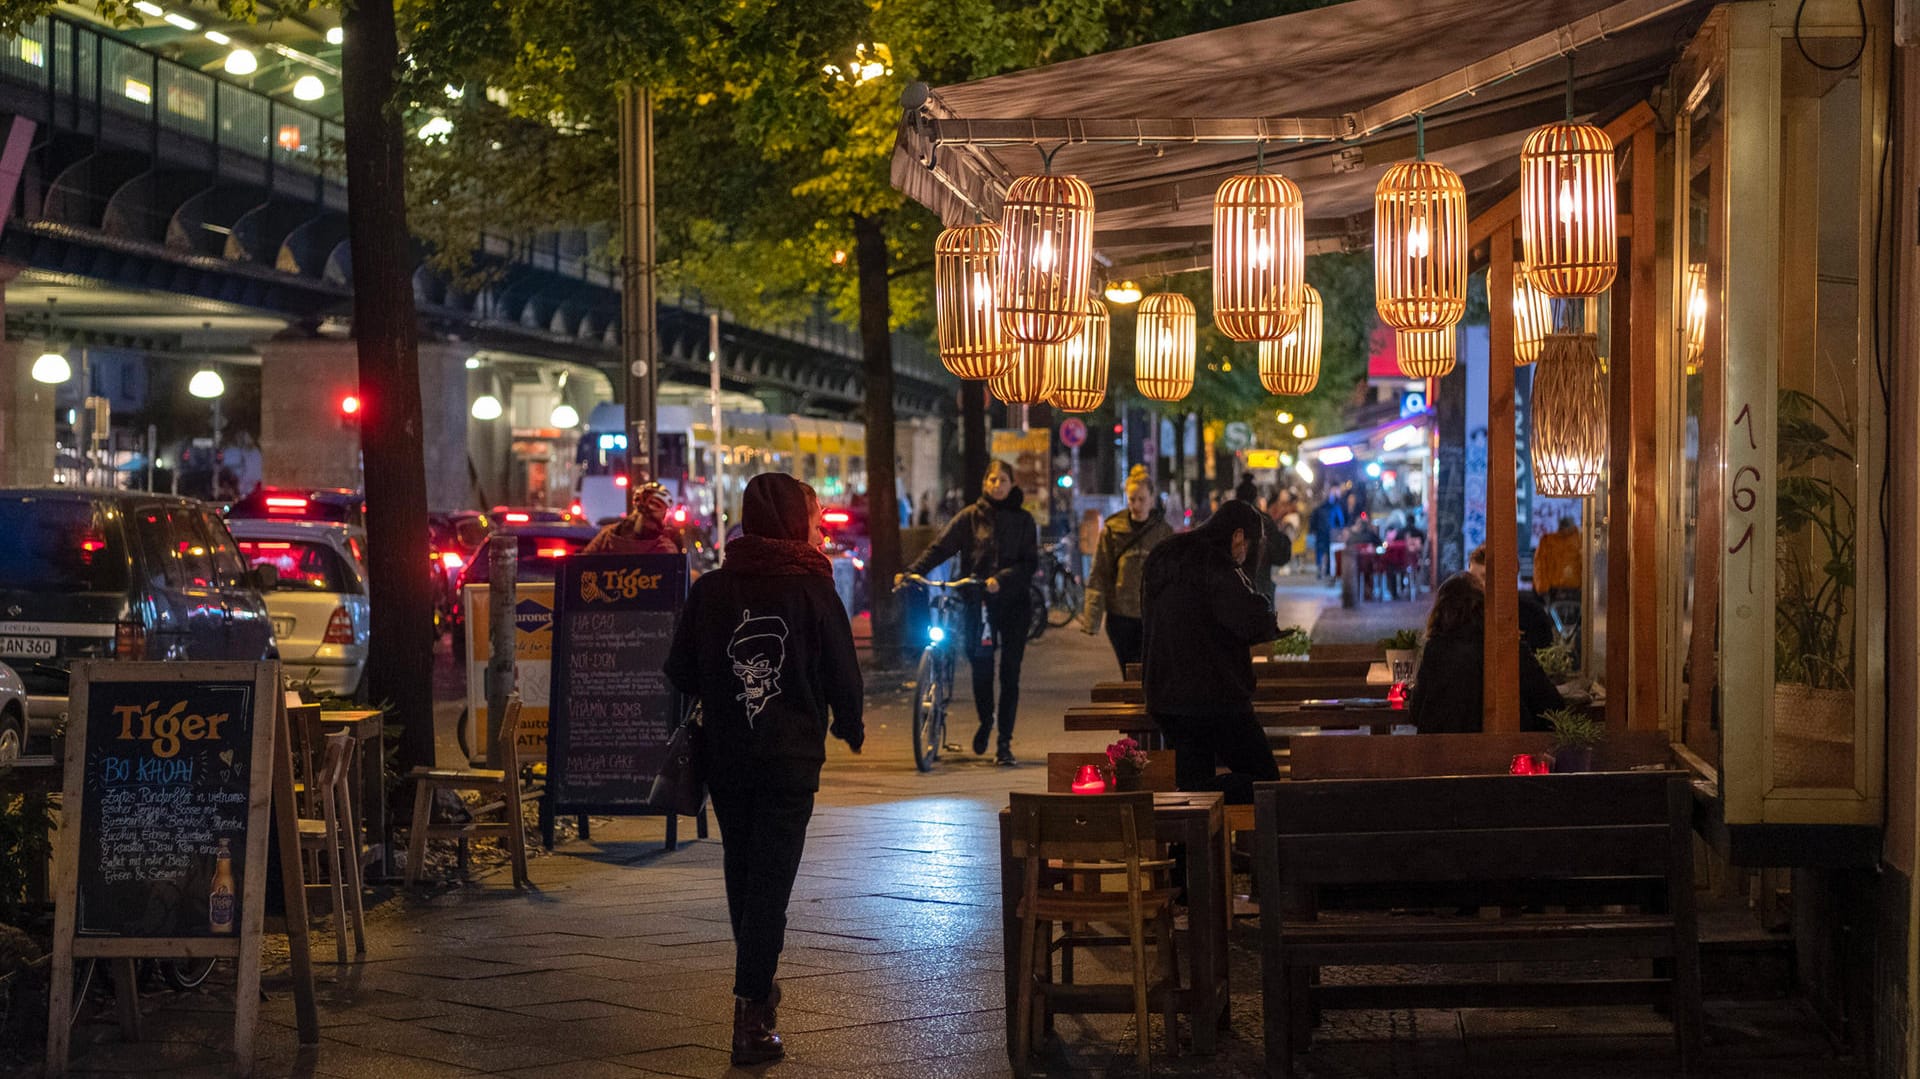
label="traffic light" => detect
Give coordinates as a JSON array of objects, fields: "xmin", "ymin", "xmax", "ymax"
[{"xmin": 339, "ymin": 393, "xmax": 361, "ymax": 428}]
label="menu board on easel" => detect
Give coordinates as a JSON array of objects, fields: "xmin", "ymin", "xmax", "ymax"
[
  {"xmin": 45, "ymin": 661, "xmax": 303, "ymax": 1076},
  {"xmin": 547, "ymin": 554, "xmax": 688, "ymax": 813}
]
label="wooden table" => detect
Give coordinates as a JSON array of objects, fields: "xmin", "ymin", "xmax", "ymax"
[
  {"xmin": 318, "ymin": 710, "xmax": 387, "ymax": 875},
  {"xmin": 999, "ymin": 790, "xmax": 1230, "ymax": 1060}
]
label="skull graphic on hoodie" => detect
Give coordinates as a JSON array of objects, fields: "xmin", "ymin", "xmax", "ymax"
[{"xmin": 727, "ymin": 611, "xmax": 789, "ymax": 727}]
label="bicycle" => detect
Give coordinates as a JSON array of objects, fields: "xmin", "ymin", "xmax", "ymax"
[
  {"xmin": 1040, "ymin": 536, "xmax": 1084, "ymax": 629},
  {"xmin": 896, "ymin": 575, "xmax": 987, "ymax": 772}
]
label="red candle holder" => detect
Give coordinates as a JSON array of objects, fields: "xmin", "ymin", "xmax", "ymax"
[
  {"xmin": 1509, "ymin": 753, "xmax": 1552, "ymax": 775},
  {"xmin": 1070, "ymin": 765, "xmax": 1107, "ymax": 794}
]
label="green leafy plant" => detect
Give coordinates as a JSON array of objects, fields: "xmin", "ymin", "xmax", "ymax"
[
  {"xmin": 1272, "ymin": 628, "xmax": 1312, "ymax": 658},
  {"xmin": 0, "ymin": 794, "xmax": 53, "ymax": 924},
  {"xmin": 1379, "ymin": 629, "xmax": 1422, "ymax": 651},
  {"xmin": 1534, "ymin": 637, "xmax": 1576, "ymax": 680},
  {"xmin": 1543, "ymin": 708, "xmax": 1605, "ymax": 753},
  {"xmin": 1774, "ymin": 388, "xmax": 1855, "ymax": 691}
]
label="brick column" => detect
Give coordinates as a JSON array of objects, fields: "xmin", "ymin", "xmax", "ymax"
[{"xmin": 0, "ymin": 261, "xmax": 57, "ymax": 486}]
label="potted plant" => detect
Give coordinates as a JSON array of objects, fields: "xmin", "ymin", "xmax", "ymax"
[
  {"xmin": 1772, "ymin": 387, "xmax": 1856, "ymax": 787},
  {"xmin": 1534, "ymin": 637, "xmax": 1576, "ymax": 683},
  {"xmin": 1272, "ymin": 627, "xmax": 1312, "ymax": 661},
  {"xmin": 1543, "ymin": 708, "xmax": 1605, "ymax": 773},
  {"xmin": 1104, "ymin": 738, "xmax": 1152, "ymax": 791},
  {"xmin": 1379, "ymin": 628, "xmax": 1422, "ymax": 680}
]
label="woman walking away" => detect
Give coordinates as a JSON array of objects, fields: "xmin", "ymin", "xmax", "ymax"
[
  {"xmin": 897, "ymin": 459, "xmax": 1038, "ymax": 765},
  {"xmin": 1407, "ymin": 572, "xmax": 1563, "ymax": 734},
  {"xmin": 1141, "ymin": 500, "xmax": 1281, "ymax": 802},
  {"xmin": 1083, "ymin": 477, "xmax": 1174, "ymax": 674},
  {"xmin": 664, "ymin": 473, "xmax": 864, "ymax": 1065}
]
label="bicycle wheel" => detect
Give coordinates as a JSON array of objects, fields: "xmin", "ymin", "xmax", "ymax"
[
  {"xmin": 1028, "ymin": 585, "xmax": 1048, "ymax": 641},
  {"xmin": 911, "ymin": 648, "xmax": 944, "ymax": 772},
  {"xmin": 1046, "ymin": 568, "xmax": 1078, "ymax": 627}
]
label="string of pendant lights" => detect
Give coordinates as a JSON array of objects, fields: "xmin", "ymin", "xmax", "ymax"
[
  {"xmin": 933, "ymin": 222, "xmax": 1014, "ymax": 380},
  {"xmin": 1259, "ymin": 284, "xmax": 1322, "ymax": 395}
]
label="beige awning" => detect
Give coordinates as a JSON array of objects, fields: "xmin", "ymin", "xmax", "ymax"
[{"xmin": 890, "ymin": 0, "xmax": 1706, "ymax": 278}]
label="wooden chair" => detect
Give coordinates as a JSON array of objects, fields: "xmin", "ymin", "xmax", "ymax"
[
  {"xmin": 1008, "ymin": 792, "xmax": 1180, "ymax": 1078},
  {"xmin": 297, "ymin": 731, "xmax": 366, "ymax": 963},
  {"xmin": 406, "ymin": 696, "xmax": 531, "ymax": 889}
]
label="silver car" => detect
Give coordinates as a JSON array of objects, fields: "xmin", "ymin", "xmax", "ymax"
[
  {"xmin": 0, "ymin": 661, "xmax": 24, "ymax": 763},
  {"xmin": 225, "ymin": 519, "xmax": 372, "ymax": 699}
]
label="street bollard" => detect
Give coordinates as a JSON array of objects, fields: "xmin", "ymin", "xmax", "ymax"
[{"xmin": 485, "ymin": 535, "xmax": 518, "ymax": 768}]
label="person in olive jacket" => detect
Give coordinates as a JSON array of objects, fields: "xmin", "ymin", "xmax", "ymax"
[
  {"xmin": 664, "ymin": 472, "xmax": 863, "ymax": 1066},
  {"xmin": 1140, "ymin": 500, "xmax": 1281, "ymax": 801},
  {"xmin": 898, "ymin": 459, "xmax": 1038, "ymax": 764},
  {"xmin": 1082, "ymin": 476, "xmax": 1175, "ymax": 674}
]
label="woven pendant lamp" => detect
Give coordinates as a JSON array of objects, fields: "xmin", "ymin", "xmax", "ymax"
[
  {"xmin": 1047, "ymin": 298, "xmax": 1110, "ymax": 412},
  {"xmin": 1520, "ymin": 121, "xmax": 1617, "ymax": 297},
  {"xmin": 1683, "ymin": 262, "xmax": 1708, "ymax": 373},
  {"xmin": 1375, "ymin": 159, "xmax": 1468, "ymax": 333},
  {"xmin": 1212, "ymin": 172, "xmax": 1304, "ymax": 341},
  {"xmin": 989, "ymin": 340, "xmax": 1055, "ymax": 405},
  {"xmin": 1135, "ymin": 292, "xmax": 1196, "ymax": 402},
  {"xmin": 998, "ymin": 173, "xmax": 1095, "ymax": 344},
  {"xmin": 1258, "ymin": 284, "xmax": 1322, "ymax": 395},
  {"xmin": 1532, "ymin": 331, "xmax": 1607, "ymax": 496},
  {"xmin": 1513, "ymin": 266, "xmax": 1553, "ymax": 366},
  {"xmin": 934, "ymin": 223, "xmax": 1014, "ymax": 379},
  {"xmin": 1396, "ymin": 328, "xmax": 1456, "ymax": 379}
]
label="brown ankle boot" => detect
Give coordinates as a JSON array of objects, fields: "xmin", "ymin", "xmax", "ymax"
[{"xmin": 731, "ymin": 995, "xmax": 784, "ymax": 1065}]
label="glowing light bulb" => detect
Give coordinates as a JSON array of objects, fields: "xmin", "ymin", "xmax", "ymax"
[
  {"xmin": 971, "ymin": 271, "xmax": 992, "ymax": 310},
  {"xmin": 293, "ymin": 75, "xmax": 324, "ymax": 100},
  {"xmin": 188, "ymin": 369, "xmax": 225, "ymax": 398},
  {"xmin": 1249, "ymin": 235, "xmax": 1273, "ymax": 268},
  {"xmin": 1033, "ymin": 230, "xmax": 1056, "ymax": 273},
  {"xmin": 223, "ymin": 48, "xmax": 257, "ymax": 75},
  {"xmin": 1406, "ymin": 212, "xmax": 1431, "ymax": 259},
  {"xmin": 31, "ymin": 351, "xmax": 70, "ymax": 384},
  {"xmin": 1558, "ymin": 178, "xmax": 1578, "ymax": 224},
  {"xmin": 550, "ymin": 403, "xmax": 580, "ymax": 429},
  {"xmin": 1158, "ymin": 330, "xmax": 1173, "ymax": 352},
  {"xmin": 471, "ymin": 394, "xmax": 503, "ymax": 420},
  {"xmin": 325, "ymin": 27, "xmax": 343, "ymax": 45}
]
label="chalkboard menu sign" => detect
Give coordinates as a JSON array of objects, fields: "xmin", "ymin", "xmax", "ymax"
[
  {"xmin": 548, "ymin": 554, "xmax": 688, "ymax": 812},
  {"xmin": 74, "ymin": 675, "xmax": 260, "ymax": 937}
]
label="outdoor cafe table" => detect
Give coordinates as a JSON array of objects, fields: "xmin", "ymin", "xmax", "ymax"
[
  {"xmin": 998, "ymin": 789, "xmax": 1230, "ymax": 1058},
  {"xmin": 318, "ymin": 709, "xmax": 387, "ymax": 875}
]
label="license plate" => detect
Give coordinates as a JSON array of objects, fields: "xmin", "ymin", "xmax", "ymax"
[
  {"xmin": 0, "ymin": 636, "xmax": 55, "ymax": 659},
  {"xmin": 271, "ymin": 618, "xmax": 295, "ymax": 639}
]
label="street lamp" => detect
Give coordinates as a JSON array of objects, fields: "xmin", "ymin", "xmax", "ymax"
[
  {"xmin": 550, "ymin": 403, "xmax": 580, "ymax": 429},
  {"xmin": 1102, "ymin": 280, "xmax": 1143, "ymax": 305},
  {"xmin": 223, "ymin": 47, "xmax": 257, "ymax": 75},
  {"xmin": 31, "ymin": 350, "xmax": 70, "ymax": 384},
  {"xmin": 293, "ymin": 75, "xmax": 325, "ymax": 101},
  {"xmin": 188, "ymin": 368, "xmax": 225, "ymax": 399},
  {"xmin": 472, "ymin": 394, "xmax": 503, "ymax": 421},
  {"xmin": 1291, "ymin": 422, "xmax": 1308, "ymax": 439}
]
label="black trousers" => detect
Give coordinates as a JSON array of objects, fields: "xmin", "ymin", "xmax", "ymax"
[
  {"xmin": 709, "ymin": 783, "xmax": 816, "ymax": 1001},
  {"xmin": 1153, "ymin": 710, "xmax": 1280, "ymax": 804},
  {"xmin": 1105, "ymin": 614, "xmax": 1144, "ymax": 676},
  {"xmin": 966, "ymin": 598, "xmax": 1030, "ymax": 749}
]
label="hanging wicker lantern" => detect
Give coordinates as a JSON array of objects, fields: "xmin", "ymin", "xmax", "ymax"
[
  {"xmin": 1683, "ymin": 262, "xmax": 1708, "ymax": 373},
  {"xmin": 997, "ymin": 174, "xmax": 1095, "ymax": 345},
  {"xmin": 1212, "ymin": 173, "xmax": 1304, "ymax": 341},
  {"xmin": 1135, "ymin": 292, "xmax": 1196, "ymax": 402},
  {"xmin": 1512, "ymin": 265, "xmax": 1553, "ymax": 366},
  {"xmin": 989, "ymin": 340, "xmax": 1055, "ymax": 405},
  {"xmin": 1258, "ymin": 284, "xmax": 1322, "ymax": 395},
  {"xmin": 933, "ymin": 223, "xmax": 1014, "ymax": 379},
  {"xmin": 1532, "ymin": 331, "xmax": 1608, "ymax": 497},
  {"xmin": 1396, "ymin": 328, "xmax": 1456, "ymax": 379},
  {"xmin": 1046, "ymin": 298, "xmax": 1110, "ymax": 412},
  {"xmin": 1520, "ymin": 121, "xmax": 1617, "ymax": 297},
  {"xmin": 1374, "ymin": 160, "xmax": 1468, "ymax": 333}
]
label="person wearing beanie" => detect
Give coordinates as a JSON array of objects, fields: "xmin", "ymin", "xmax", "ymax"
[
  {"xmin": 896, "ymin": 458, "xmax": 1038, "ymax": 765},
  {"xmin": 584, "ymin": 480, "xmax": 684, "ymax": 555},
  {"xmin": 663, "ymin": 472, "xmax": 863, "ymax": 1065}
]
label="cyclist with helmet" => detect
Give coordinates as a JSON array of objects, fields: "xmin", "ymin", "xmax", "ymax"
[{"xmin": 585, "ymin": 481, "xmax": 685, "ymax": 555}]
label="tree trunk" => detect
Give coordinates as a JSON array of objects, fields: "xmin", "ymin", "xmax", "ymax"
[
  {"xmin": 854, "ymin": 213, "xmax": 902, "ymax": 661},
  {"xmin": 961, "ymin": 379, "xmax": 987, "ymax": 497},
  {"xmin": 341, "ymin": 0, "xmax": 436, "ymax": 773}
]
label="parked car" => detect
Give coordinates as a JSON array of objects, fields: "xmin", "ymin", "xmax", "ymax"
[
  {"xmin": 490, "ymin": 506, "xmax": 578, "ymax": 526},
  {"xmin": 0, "ymin": 661, "xmax": 24, "ymax": 763},
  {"xmin": 227, "ymin": 485, "xmax": 366, "ymax": 528},
  {"xmin": 228, "ymin": 519, "xmax": 372, "ymax": 700},
  {"xmin": 449, "ymin": 522, "xmax": 600, "ymax": 632},
  {"xmin": 428, "ymin": 511, "xmax": 493, "ymax": 637},
  {"xmin": 0, "ymin": 489, "xmax": 277, "ymax": 745}
]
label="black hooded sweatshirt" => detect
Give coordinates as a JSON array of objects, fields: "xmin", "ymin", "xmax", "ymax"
[
  {"xmin": 663, "ymin": 474, "xmax": 863, "ymax": 792},
  {"xmin": 1139, "ymin": 511, "xmax": 1280, "ymax": 717},
  {"xmin": 903, "ymin": 487, "xmax": 1039, "ymax": 609}
]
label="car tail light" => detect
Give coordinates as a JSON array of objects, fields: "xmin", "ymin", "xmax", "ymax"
[
  {"xmin": 671, "ymin": 506, "xmax": 688, "ymax": 525},
  {"xmin": 114, "ymin": 621, "xmax": 146, "ymax": 660},
  {"xmin": 439, "ymin": 551, "xmax": 465, "ymax": 572},
  {"xmin": 322, "ymin": 607, "xmax": 355, "ymax": 644},
  {"xmin": 615, "ymin": 475, "xmax": 630, "ymax": 488},
  {"xmin": 503, "ymin": 512, "xmax": 531, "ymax": 523},
  {"xmin": 569, "ymin": 502, "xmax": 584, "ymax": 518},
  {"xmin": 822, "ymin": 510, "xmax": 851, "ymax": 526},
  {"xmin": 536, "ymin": 546, "xmax": 570, "ymax": 558},
  {"xmin": 265, "ymin": 496, "xmax": 309, "ymax": 514}
]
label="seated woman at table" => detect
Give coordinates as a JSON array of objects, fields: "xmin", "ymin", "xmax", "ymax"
[
  {"xmin": 1140, "ymin": 500, "xmax": 1280, "ymax": 803},
  {"xmin": 1407, "ymin": 572, "xmax": 1564, "ymax": 733}
]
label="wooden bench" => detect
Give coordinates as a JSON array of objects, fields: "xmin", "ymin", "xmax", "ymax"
[
  {"xmin": 1251, "ymin": 771, "xmax": 1701, "ymax": 1077},
  {"xmin": 1091, "ymin": 679, "xmax": 1383, "ymax": 705},
  {"xmin": 1288, "ymin": 729, "xmax": 1675, "ymax": 779},
  {"xmin": 1123, "ymin": 659, "xmax": 1375, "ymax": 682}
]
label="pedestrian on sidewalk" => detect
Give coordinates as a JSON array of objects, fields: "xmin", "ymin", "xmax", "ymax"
[
  {"xmin": 1140, "ymin": 500, "xmax": 1282, "ymax": 802},
  {"xmin": 663, "ymin": 472, "xmax": 864, "ymax": 1066},
  {"xmin": 897, "ymin": 459, "xmax": 1038, "ymax": 765},
  {"xmin": 1309, "ymin": 493, "xmax": 1345, "ymax": 579},
  {"xmin": 1083, "ymin": 476, "xmax": 1174, "ymax": 675},
  {"xmin": 584, "ymin": 481, "xmax": 684, "ymax": 555}
]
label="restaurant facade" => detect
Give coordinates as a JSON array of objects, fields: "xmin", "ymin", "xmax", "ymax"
[{"xmin": 892, "ymin": 0, "xmax": 1920, "ymax": 1071}]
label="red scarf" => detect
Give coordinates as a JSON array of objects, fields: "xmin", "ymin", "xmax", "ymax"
[{"xmin": 723, "ymin": 534, "xmax": 832, "ymax": 578}]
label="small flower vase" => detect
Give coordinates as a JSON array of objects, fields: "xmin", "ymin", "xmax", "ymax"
[{"xmin": 1111, "ymin": 766, "xmax": 1144, "ymax": 792}]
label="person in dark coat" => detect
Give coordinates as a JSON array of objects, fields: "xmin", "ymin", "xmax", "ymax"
[
  {"xmin": 1308, "ymin": 494, "xmax": 1345, "ymax": 578},
  {"xmin": 664, "ymin": 472, "xmax": 863, "ymax": 1066},
  {"xmin": 1141, "ymin": 500, "xmax": 1281, "ymax": 802},
  {"xmin": 1232, "ymin": 477, "xmax": 1288, "ymax": 608},
  {"xmin": 1407, "ymin": 571, "xmax": 1564, "ymax": 734},
  {"xmin": 898, "ymin": 459, "xmax": 1038, "ymax": 764}
]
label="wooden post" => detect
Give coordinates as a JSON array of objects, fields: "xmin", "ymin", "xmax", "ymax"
[
  {"xmin": 1607, "ymin": 235, "xmax": 1635, "ymax": 731},
  {"xmin": 1485, "ymin": 225, "xmax": 1521, "ymax": 732},
  {"xmin": 1628, "ymin": 126, "xmax": 1662, "ymax": 730}
]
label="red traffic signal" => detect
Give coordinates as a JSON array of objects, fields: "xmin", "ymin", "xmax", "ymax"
[{"xmin": 340, "ymin": 394, "xmax": 361, "ymax": 416}]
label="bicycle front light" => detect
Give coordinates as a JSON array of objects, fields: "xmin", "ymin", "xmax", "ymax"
[{"xmin": 927, "ymin": 625, "xmax": 946, "ymax": 644}]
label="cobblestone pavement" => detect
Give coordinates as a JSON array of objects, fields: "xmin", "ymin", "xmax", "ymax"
[{"xmin": 23, "ymin": 607, "xmax": 1865, "ymax": 1078}]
